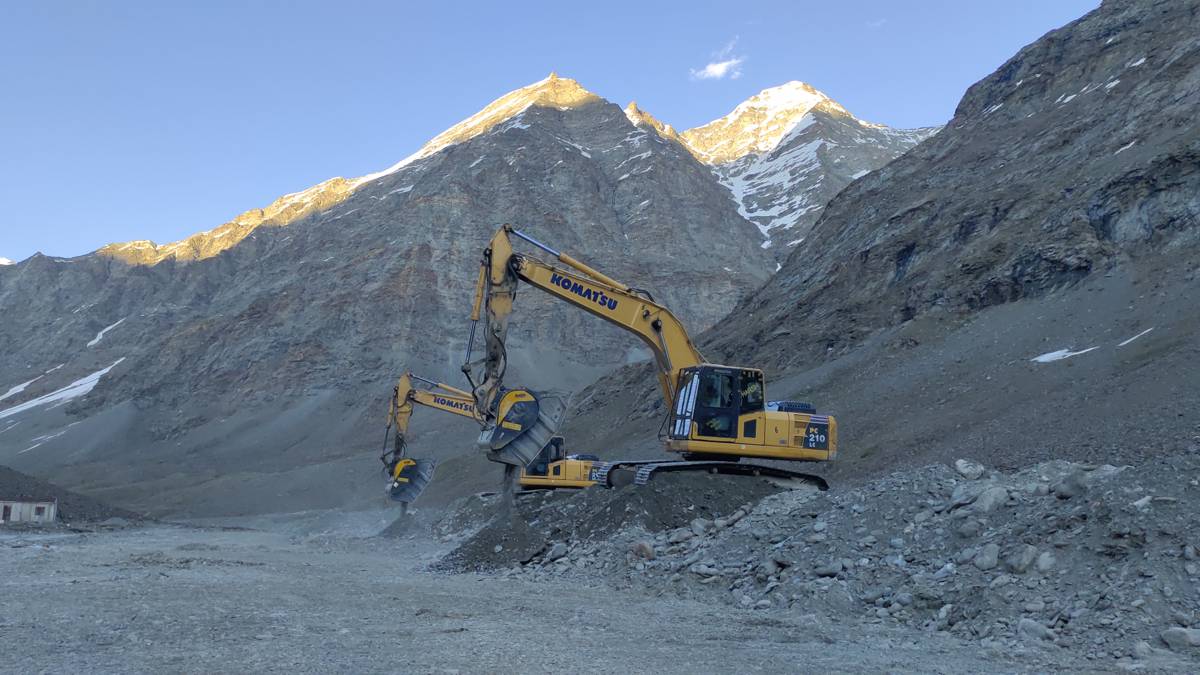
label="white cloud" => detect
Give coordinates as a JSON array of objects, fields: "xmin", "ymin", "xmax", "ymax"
[
  {"xmin": 691, "ymin": 37, "xmax": 746, "ymax": 81},
  {"xmin": 691, "ymin": 57, "xmax": 745, "ymax": 80},
  {"xmin": 866, "ymin": 18, "xmax": 887, "ymax": 29}
]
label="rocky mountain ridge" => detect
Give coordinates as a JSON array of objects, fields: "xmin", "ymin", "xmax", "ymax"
[
  {"xmin": 77, "ymin": 78, "xmax": 936, "ymax": 268},
  {"xmin": 681, "ymin": 81, "xmax": 938, "ymax": 256}
]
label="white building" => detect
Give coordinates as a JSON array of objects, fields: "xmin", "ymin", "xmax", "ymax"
[{"xmin": 0, "ymin": 499, "xmax": 58, "ymax": 524}]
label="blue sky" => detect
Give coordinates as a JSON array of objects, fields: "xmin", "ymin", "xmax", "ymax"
[{"xmin": 0, "ymin": 0, "xmax": 1098, "ymax": 261}]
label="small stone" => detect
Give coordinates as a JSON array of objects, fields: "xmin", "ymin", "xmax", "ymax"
[
  {"xmin": 950, "ymin": 482, "xmax": 986, "ymax": 506},
  {"xmin": 691, "ymin": 518, "xmax": 712, "ymax": 536},
  {"xmin": 1024, "ymin": 600, "xmax": 1045, "ymax": 612},
  {"xmin": 814, "ymin": 560, "xmax": 843, "ymax": 577},
  {"xmin": 545, "ymin": 542, "xmax": 568, "ymax": 562},
  {"xmin": 691, "ymin": 564, "xmax": 721, "ymax": 577},
  {"xmin": 894, "ymin": 592, "xmax": 914, "ymax": 607},
  {"xmin": 914, "ymin": 510, "xmax": 934, "ymax": 523},
  {"xmin": 805, "ymin": 532, "xmax": 827, "ymax": 544},
  {"xmin": 933, "ymin": 562, "xmax": 956, "ymax": 579},
  {"xmin": 493, "ymin": 544, "xmax": 504, "ymax": 553},
  {"xmin": 668, "ymin": 529, "xmax": 694, "ymax": 544},
  {"xmin": 630, "ymin": 540, "xmax": 656, "ymax": 560},
  {"xmin": 956, "ymin": 520, "xmax": 982, "ymax": 539},
  {"xmin": 754, "ymin": 599, "xmax": 772, "ymax": 609},
  {"xmin": 1185, "ymin": 562, "xmax": 1199, "ymax": 576},
  {"xmin": 862, "ymin": 587, "xmax": 888, "ymax": 602},
  {"xmin": 889, "ymin": 537, "xmax": 905, "ymax": 548},
  {"xmin": 1018, "ymin": 618, "xmax": 1056, "ymax": 641},
  {"xmin": 972, "ymin": 486, "xmax": 1009, "ymax": 513},
  {"xmin": 812, "ymin": 521, "xmax": 828, "ymax": 532},
  {"xmin": 955, "ymin": 548, "xmax": 977, "ymax": 564},
  {"xmin": 1160, "ymin": 627, "xmax": 1200, "ymax": 650},
  {"xmin": 954, "ymin": 459, "xmax": 986, "ymax": 480},
  {"xmin": 1052, "ymin": 471, "xmax": 1088, "ymax": 499},
  {"xmin": 1133, "ymin": 640, "xmax": 1154, "ymax": 660},
  {"xmin": 1035, "ymin": 551, "xmax": 1056, "ymax": 573},
  {"xmin": 851, "ymin": 504, "xmax": 865, "ymax": 513},
  {"xmin": 1005, "ymin": 545, "xmax": 1039, "ymax": 574},
  {"xmin": 1184, "ymin": 545, "xmax": 1197, "ymax": 561},
  {"xmin": 974, "ymin": 543, "xmax": 1000, "ymax": 571},
  {"xmin": 859, "ymin": 535, "xmax": 878, "ymax": 547},
  {"xmin": 875, "ymin": 607, "xmax": 890, "ymax": 619}
]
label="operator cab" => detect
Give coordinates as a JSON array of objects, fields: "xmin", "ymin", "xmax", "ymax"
[
  {"xmin": 525, "ymin": 437, "xmax": 567, "ymax": 477},
  {"xmin": 669, "ymin": 366, "xmax": 764, "ymax": 441}
]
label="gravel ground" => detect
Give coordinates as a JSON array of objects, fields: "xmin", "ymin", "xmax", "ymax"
[{"xmin": 0, "ymin": 522, "xmax": 1091, "ymax": 673}]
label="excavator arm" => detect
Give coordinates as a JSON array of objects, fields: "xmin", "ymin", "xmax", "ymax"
[
  {"xmin": 384, "ymin": 370, "xmax": 597, "ymax": 495},
  {"xmin": 381, "ymin": 373, "xmax": 472, "ymax": 503},
  {"xmin": 466, "ymin": 224, "xmax": 705, "ymax": 420}
]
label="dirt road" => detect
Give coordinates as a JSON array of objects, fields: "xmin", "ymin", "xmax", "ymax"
[{"xmin": 0, "ymin": 524, "xmax": 1085, "ymax": 673}]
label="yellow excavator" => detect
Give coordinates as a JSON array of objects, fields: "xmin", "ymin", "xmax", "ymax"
[
  {"xmin": 461, "ymin": 224, "xmax": 835, "ymax": 489},
  {"xmin": 380, "ymin": 372, "xmax": 597, "ymax": 503}
]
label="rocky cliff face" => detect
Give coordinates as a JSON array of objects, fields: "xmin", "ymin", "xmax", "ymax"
[
  {"xmin": 708, "ymin": 0, "xmax": 1200, "ymax": 371},
  {"xmin": 681, "ymin": 82, "xmax": 937, "ymax": 258},
  {"xmin": 0, "ymin": 74, "xmax": 769, "ymax": 514}
]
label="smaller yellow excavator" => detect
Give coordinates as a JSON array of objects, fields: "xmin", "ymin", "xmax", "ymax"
[{"xmin": 380, "ymin": 372, "xmax": 598, "ymax": 504}]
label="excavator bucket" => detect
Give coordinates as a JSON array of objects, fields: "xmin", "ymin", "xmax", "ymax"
[
  {"xmin": 386, "ymin": 458, "xmax": 437, "ymax": 503},
  {"xmin": 478, "ymin": 389, "xmax": 571, "ymax": 467}
]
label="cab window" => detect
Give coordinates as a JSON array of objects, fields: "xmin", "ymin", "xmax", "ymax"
[
  {"xmin": 695, "ymin": 369, "xmax": 737, "ymax": 438},
  {"xmin": 739, "ymin": 370, "xmax": 764, "ymax": 414}
]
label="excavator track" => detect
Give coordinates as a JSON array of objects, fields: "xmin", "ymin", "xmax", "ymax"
[{"xmin": 589, "ymin": 460, "xmax": 829, "ymax": 491}]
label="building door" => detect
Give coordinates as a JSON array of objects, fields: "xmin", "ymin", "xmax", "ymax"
[{"xmin": 2, "ymin": 504, "xmax": 10, "ymax": 522}]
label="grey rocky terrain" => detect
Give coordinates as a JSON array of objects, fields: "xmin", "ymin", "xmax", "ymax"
[
  {"xmin": 428, "ymin": 447, "xmax": 1200, "ymax": 670},
  {"xmin": 1, "ymin": 519, "xmax": 1077, "ymax": 674}
]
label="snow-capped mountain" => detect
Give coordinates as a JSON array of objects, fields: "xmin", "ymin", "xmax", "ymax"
[
  {"xmin": 0, "ymin": 258, "xmax": 13, "ymax": 266},
  {"xmin": 682, "ymin": 82, "xmax": 939, "ymax": 257}
]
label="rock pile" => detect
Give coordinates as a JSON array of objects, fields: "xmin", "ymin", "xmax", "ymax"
[{"xmin": 450, "ymin": 448, "xmax": 1200, "ymax": 668}]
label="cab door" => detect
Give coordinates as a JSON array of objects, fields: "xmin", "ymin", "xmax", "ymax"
[
  {"xmin": 692, "ymin": 368, "xmax": 739, "ymax": 440},
  {"xmin": 735, "ymin": 369, "xmax": 766, "ymax": 446}
]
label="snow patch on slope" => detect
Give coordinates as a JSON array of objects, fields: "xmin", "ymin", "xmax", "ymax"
[
  {"xmin": 87, "ymin": 318, "xmax": 126, "ymax": 347},
  {"xmin": 1031, "ymin": 347, "xmax": 1099, "ymax": 363},
  {"xmin": 0, "ymin": 376, "xmax": 43, "ymax": 403},
  {"xmin": 0, "ymin": 359, "xmax": 125, "ymax": 420}
]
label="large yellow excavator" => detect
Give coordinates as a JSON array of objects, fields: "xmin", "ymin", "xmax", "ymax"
[
  {"xmin": 461, "ymin": 224, "xmax": 836, "ymax": 488},
  {"xmin": 380, "ymin": 372, "xmax": 597, "ymax": 503}
]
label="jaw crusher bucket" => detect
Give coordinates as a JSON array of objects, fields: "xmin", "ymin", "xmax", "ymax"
[
  {"xmin": 386, "ymin": 458, "xmax": 437, "ymax": 503},
  {"xmin": 477, "ymin": 389, "xmax": 572, "ymax": 467}
]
